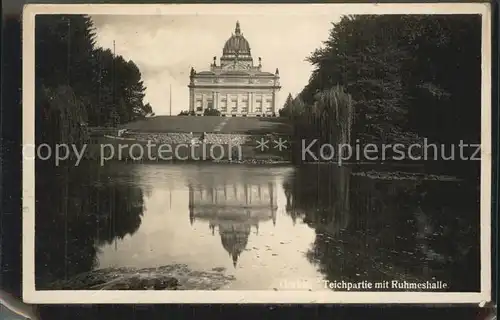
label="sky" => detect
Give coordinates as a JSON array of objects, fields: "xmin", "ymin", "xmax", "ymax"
[{"xmin": 91, "ymin": 14, "xmax": 340, "ymax": 115}]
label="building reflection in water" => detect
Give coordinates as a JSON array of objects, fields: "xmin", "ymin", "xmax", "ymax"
[{"xmin": 188, "ymin": 181, "xmax": 278, "ymax": 267}]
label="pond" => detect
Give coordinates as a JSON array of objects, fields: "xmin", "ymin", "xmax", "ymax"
[{"xmin": 35, "ymin": 162, "xmax": 480, "ymax": 291}]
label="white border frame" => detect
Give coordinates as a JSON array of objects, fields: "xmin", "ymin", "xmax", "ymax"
[{"xmin": 22, "ymin": 3, "xmax": 492, "ymax": 304}]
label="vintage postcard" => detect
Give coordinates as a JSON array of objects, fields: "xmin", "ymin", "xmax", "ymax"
[{"xmin": 22, "ymin": 3, "xmax": 492, "ymax": 304}]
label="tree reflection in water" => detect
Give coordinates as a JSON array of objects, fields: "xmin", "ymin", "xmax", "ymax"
[
  {"xmin": 282, "ymin": 164, "xmax": 480, "ymax": 292},
  {"xmin": 34, "ymin": 162, "xmax": 479, "ymax": 292},
  {"xmin": 35, "ymin": 162, "xmax": 145, "ymax": 289}
]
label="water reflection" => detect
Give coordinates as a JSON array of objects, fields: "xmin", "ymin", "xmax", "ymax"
[
  {"xmin": 188, "ymin": 179, "xmax": 278, "ymax": 267},
  {"xmin": 35, "ymin": 162, "xmax": 145, "ymax": 288},
  {"xmin": 35, "ymin": 162, "xmax": 479, "ymax": 291},
  {"xmin": 283, "ymin": 164, "xmax": 480, "ymax": 292}
]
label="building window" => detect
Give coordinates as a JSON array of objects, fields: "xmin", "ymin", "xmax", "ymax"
[
  {"xmin": 207, "ymin": 99, "xmax": 213, "ymax": 109},
  {"xmin": 264, "ymin": 98, "xmax": 272, "ymax": 110},
  {"xmin": 241, "ymin": 100, "xmax": 248, "ymax": 113},
  {"xmin": 220, "ymin": 98, "xmax": 227, "ymax": 112},
  {"xmin": 255, "ymin": 98, "xmax": 262, "ymax": 112},
  {"xmin": 196, "ymin": 99, "xmax": 202, "ymax": 112},
  {"xmin": 231, "ymin": 98, "xmax": 238, "ymax": 112}
]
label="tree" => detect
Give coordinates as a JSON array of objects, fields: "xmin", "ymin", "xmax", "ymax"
[
  {"xmin": 279, "ymin": 93, "xmax": 294, "ymax": 117},
  {"xmin": 143, "ymin": 103, "xmax": 153, "ymax": 115},
  {"xmin": 301, "ymin": 15, "xmax": 480, "ymax": 146},
  {"xmin": 33, "ymin": 14, "xmax": 150, "ymax": 294},
  {"xmin": 89, "ymin": 48, "xmax": 150, "ymax": 126},
  {"xmin": 35, "ymin": 14, "xmax": 154, "ymax": 134},
  {"xmin": 37, "ymin": 84, "xmax": 89, "ymax": 148},
  {"xmin": 290, "ymin": 15, "xmax": 481, "ymax": 176}
]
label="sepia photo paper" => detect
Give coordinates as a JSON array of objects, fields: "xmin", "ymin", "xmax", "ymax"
[{"xmin": 22, "ymin": 3, "xmax": 492, "ymax": 304}]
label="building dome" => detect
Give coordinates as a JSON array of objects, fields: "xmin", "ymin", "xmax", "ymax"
[
  {"xmin": 222, "ymin": 21, "xmax": 251, "ymax": 56},
  {"xmin": 219, "ymin": 223, "xmax": 251, "ymax": 267}
]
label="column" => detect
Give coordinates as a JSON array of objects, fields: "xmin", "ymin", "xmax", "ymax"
[
  {"xmin": 249, "ymin": 92, "xmax": 254, "ymax": 114},
  {"xmin": 248, "ymin": 185, "xmax": 252, "ymax": 204},
  {"xmin": 189, "ymin": 88, "xmax": 195, "ymax": 112},
  {"xmin": 254, "ymin": 93, "xmax": 258, "ymax": 113},
  {"xmin": 244, "ymin": 184, "xmax": 248, "ymax": 205},
  {"xmin": 272, "ymin": 91, "xmax": 276, "ymax": 115},
  {"xmin": 258, "ymin": 94, "xmax": 262, "ymax": 113},
  {"xmin": 248, "ymin": 92, "xmax": 252, "ymax": 115},
  {"xmin": 238, "ymin": 93, "xmax": 242, "ymax": 114},
  {"xmin": 236, "ymin": 94, "xmax": 239, "ymax": 114},
  {"xmin": 212, "ymin": 91, "xmax": 217, "ymax": 110},
  {"xmin": 202, "ymin": 94, "xmax": 207, "ymax": 112}
]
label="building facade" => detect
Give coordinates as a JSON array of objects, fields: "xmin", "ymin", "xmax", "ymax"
[{"xmin": 188, "ymin": 21, "xmax": 281, "ymax": 117}]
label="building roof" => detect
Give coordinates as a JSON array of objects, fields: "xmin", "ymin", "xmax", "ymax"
[
  {"xmin": 196, "ymin": 71, "xmax": 216, "ymax": 76},
  {"xmin": 222, "ymin": 21, "xmax": 251, "ymax": 56},
  {"xmin": 195, "ymin": 70, "xmax": 276, "ymax": 78},
  {"xmin": 219, "ymin": 70, "xmax": 251, "ymax": 76},
  {"xmin": 189, "ymin": 21, "xmax": 281, "ymax": 83}
]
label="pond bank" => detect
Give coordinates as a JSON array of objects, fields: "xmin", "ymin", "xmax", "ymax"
[{"xmin": 46, "ymin": 264, "xmax": 235, "ymax": 290}]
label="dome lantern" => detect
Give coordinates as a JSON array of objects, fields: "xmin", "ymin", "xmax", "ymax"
[
  {"xmin": 235, "ymin": 20, "xmax": 241, "ymax": 35},
  {"xmin": 222, "ymin": 21, "xmax": 251, "ymax": 57}
]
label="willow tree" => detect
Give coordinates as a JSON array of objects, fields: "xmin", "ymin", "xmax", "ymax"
[
  {"xmin": 290, "ymin": 86, "xmax": 354, "ymax": 163},
  {"xmin": 314, "ymin": 85, "xmax": 354, "ymax": 149},
  {"xmin": 37, "ymin": 84, "xmax": 89, "ymax": 148}
]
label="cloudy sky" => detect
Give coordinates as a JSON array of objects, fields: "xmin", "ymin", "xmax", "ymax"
[{"xmin": 91, "ymin": 14, "xmax": 340, "ymax": 115}]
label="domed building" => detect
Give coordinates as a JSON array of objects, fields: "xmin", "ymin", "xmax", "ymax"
[
  {"xmin": 188, "ymin": 21, "xmax": 281, "ymax": 117},
  {"xmin": 188, "ymin": 180, "xmax": 278, "ymax": 267}
]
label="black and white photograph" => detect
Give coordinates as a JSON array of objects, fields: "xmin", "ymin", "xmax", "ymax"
[{"xmin": 22, "ymin": 3, "xmax": 491, "ymax": 304}]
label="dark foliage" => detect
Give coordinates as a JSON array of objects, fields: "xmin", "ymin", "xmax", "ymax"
[
  {"xmin": 204, "ymin": 108, "xmax": 221, "ymax": 116},
  {"xmin": 33, "ymin": 15, "xmax": 147, "ymax": 289},
  {"xmin": 285, "ymin": 15, "xmax": 481, "ymax": 177},
  {"xmin": 35, "ymin": 14, "xmax": 153, "ymax": 149}
]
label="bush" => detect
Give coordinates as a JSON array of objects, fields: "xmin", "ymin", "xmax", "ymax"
[
  {"xmin": 203, "ymin": 108, "xmax": 221, "ymax": 116},
  {"xmin": 178, "ymin": 110, "xmax": 196, "ymax": 116}
]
